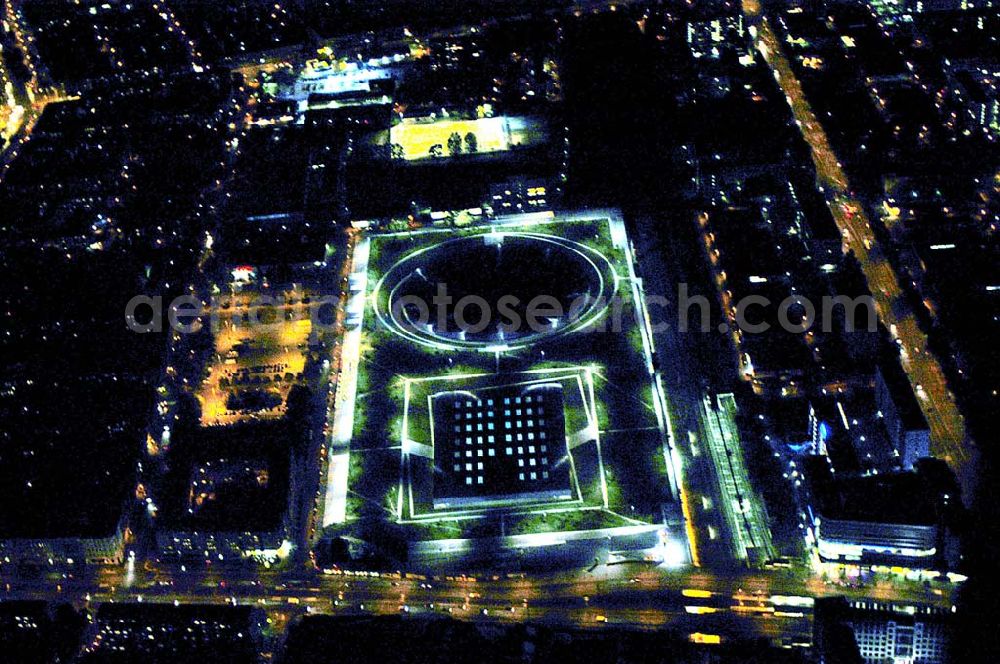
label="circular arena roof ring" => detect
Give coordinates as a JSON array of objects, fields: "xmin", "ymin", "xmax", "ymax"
[{"xmin": 373, "ymin": 232, "xmax": 617, "ymax": 352}]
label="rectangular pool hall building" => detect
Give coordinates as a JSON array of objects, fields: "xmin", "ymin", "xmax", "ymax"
[{"xmin": 431, "ymin": 384, "xmax": 573, "ymax": 510}]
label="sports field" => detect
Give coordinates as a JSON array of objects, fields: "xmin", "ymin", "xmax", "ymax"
[{"xmin": 390, "ymin": 116, "xmax": 541, "ymax": 160}]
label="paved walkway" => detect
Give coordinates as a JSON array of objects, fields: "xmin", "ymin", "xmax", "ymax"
[{"xmin": 322, "ymin": 236, "xmax": 370, "ymax": 527}]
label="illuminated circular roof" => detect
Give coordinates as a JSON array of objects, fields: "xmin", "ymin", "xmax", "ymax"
[{"xmin": 373, "ymin": 232, "xmax": 615, "ymax": 351}]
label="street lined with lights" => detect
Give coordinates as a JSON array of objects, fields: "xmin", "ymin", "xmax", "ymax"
[{"xmin": 744, "ymin": 5, "xmax": 975, "ymax": 495}]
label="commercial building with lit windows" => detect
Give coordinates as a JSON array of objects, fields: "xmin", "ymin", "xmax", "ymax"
[
  {"xmin": 803, "ymin": 456, "xmax": 946, "ymax": 566},
  {"xmin": 431, "ymin": 384, "xmax": 572, "ymax": 510},
  {"xmin": 815, "ymin": 597, "xmax": 952, "ymax": 664}
]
